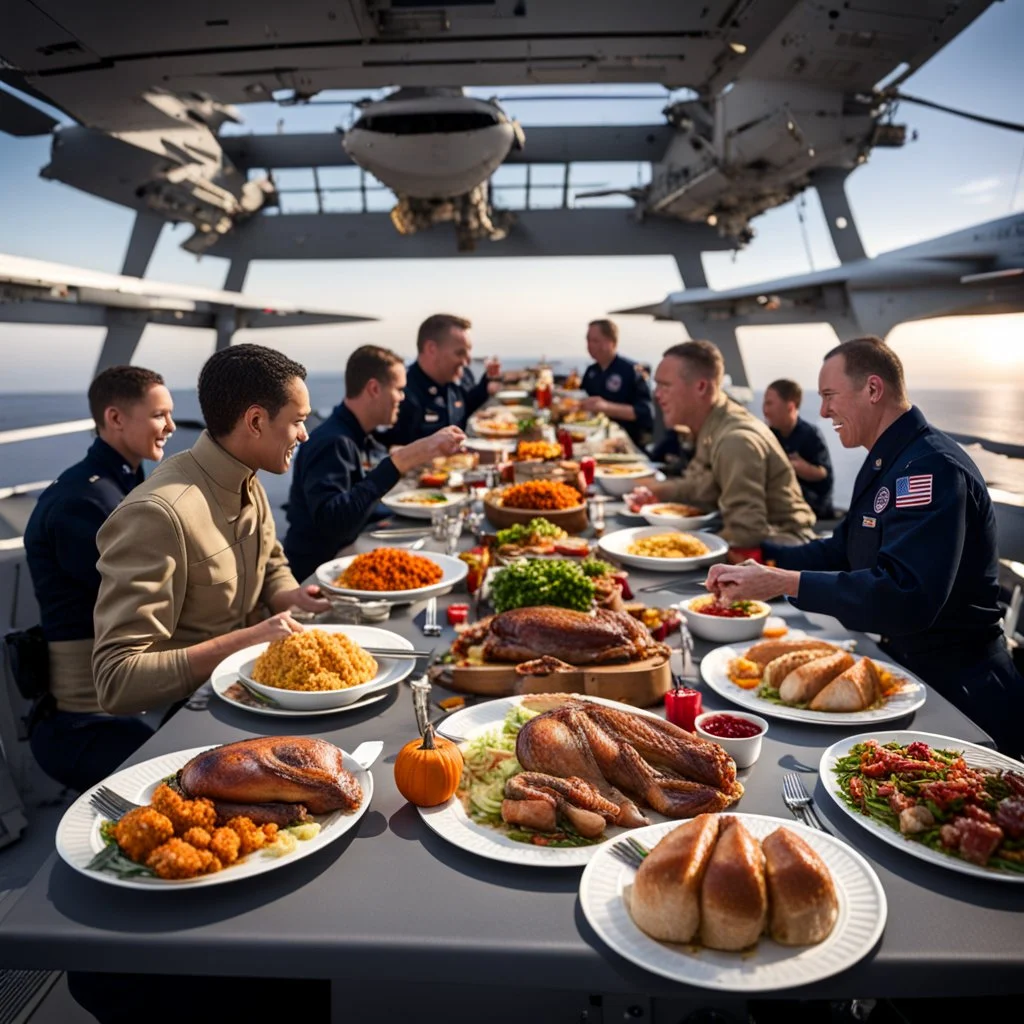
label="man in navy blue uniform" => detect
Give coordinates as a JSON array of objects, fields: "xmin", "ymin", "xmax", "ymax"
[
  {"xmin": 379, "ymin": 313, "xmax": 500, "ymax": 446},
  {"xmin": 283, "ymin": 345, "xmax": 466, "ymax": 580},
  {"xmin": 580, "ymin": 319, "xmax": 654, "ymax": 447},
  {"xmin": 762, "ymin": 378, "xmax": 835, "ymax": 519},
  {"xmin": 23, "ymin": 365, "xmax": 176, "ymax": 790},
  {"xmin": 707, "ymin": 337, "xmax": 1023, "ymax": 756}
]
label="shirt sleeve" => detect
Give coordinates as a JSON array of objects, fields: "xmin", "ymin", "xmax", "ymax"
[
  {"xmin": 49, "ymin": 491, "xmax": 111, "ymax": 591},
  {"xmin": 630, "ymin": 368, "xmax": 654, "ymax": 433},
  {"xmin": 793, "ymin": 455, "xmax": 965, "ymax": 634},
  {"xmin": 298, "ymin": 438, "xmax": 401, "ymax": 547},
  {"xmin": 763, "ymin": 518, "xmax": 849, "ymax": 571},
  {"xmin": 803, "ymin": 425, "xmax": 834, "ymax": 478},
  {"xmin": 712, "ymin": 432, "xmax": 775, "ymax": 548},
  {"xmin": 255, "ymin": 483, "xmax": 300, "ymax": 604},
  {"xmin": 91, "ymin": 499, "xmax": 194, "ymax": 714}
]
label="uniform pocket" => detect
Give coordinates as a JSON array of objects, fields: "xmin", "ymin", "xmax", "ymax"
[{"xmin": 190, "ymin": 545, "xmax": 241, "ymax": 586}]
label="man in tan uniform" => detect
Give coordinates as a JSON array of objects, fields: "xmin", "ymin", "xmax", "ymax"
[
  {"xmin": 92, "ymin": 344, "xmax": 329, "ymax": 715},
  {"xmin": 634, "ymin": 341, "xmax": 816, "ymax": 553}
]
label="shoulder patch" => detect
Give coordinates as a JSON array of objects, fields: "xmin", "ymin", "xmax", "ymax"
[
  {"xmin": 895, "ymin": 474, "xmax": 932, "ymax": 508},
  {"xmin": 873, "ymin": 487, "xmax": 890, "ymax": 513}
]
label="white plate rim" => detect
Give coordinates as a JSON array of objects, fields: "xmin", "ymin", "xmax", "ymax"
[
  {"xmin": 598, "ymin": 527, "xmax": 728, "ymax": 571},
  {"xmin": 315, "ymin": 551, "xmax": 468, "ymax": 601},
  {"xmin": 210, "ymin": 623, "xmax": 413, "ymax": 713},
  {"xmin": 380, "ymin": 489, "xmax": 468, "ymax": 519},
  {"xmin": 579, "ymin": 812, "xmax": 887, "ymax": 992},
  {"xmin": 700, "ymin": 644, "xmax": 927, "ymax": 725},
  {"xmin": 422, "ymin": 694, "xmax": 670, "ymax": 868},
  {"xmin": 55, "ymin": 744, "xmax": 373, "ymax": 890},
  {"xmin": 819, "ymin": 730, "xmax": 1024, "ymax": 884}
]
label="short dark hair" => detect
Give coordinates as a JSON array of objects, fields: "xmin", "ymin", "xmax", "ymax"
[
  {"xmin": 825, "ymin": 336, "xmax": 907, "ymax": 402},
  {"xmin": 198, "ymin": 343, "xmax": 307, "ymax": 438},
  {"xmin": 88, "ymin": 365, "xmax": 165, "ymax": 431},
  {"xmin": 767, "ymin": 378, "xmax": 802, "ymax": 406},
  {"xmin": 663, "ymin": 340, "xmax": 724, "ymax": 385},
  {"xmin": 346, "ymin": 345, "xmax": 403, "ymax": 399},
  {"xmin": 588, "ymin": 319, "xmax": 619, "ymax": 344},
  {"xmin": 416, "ymin": 313, "xmax": 471, "ymax": 354}
]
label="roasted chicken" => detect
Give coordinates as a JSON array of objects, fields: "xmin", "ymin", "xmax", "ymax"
[
  {"xmin": 514, "ymin": 700, "xmax": 743, "ymax": 824},
  {"xmin": 452, "ymin": 606, "xmax": 670, "ymax": 666},
  {"xmin": 178, "ymin": 736, "xmax": 363, "ymax": 819}
]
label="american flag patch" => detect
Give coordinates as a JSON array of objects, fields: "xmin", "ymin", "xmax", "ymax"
[{"xmin": 895, "ymin": 474, "xmax": 933, "ymax": 508}]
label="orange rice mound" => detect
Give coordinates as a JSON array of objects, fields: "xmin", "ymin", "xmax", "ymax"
[{"xmin": 334, "ymin": 547, "xmax": 443, "ymax": 591}]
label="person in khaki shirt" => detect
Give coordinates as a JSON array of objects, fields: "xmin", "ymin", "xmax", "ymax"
[
  {"xmin": 92, "ymin": 344, "xmax": 329, "ymax": 715},
  {"xmin": 630, "ymin": 341, "xmax": 816, "ymax": 553}
]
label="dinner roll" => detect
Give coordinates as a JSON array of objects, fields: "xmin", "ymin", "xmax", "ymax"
[
  {"xmin": 699, "ymin": 817, "xmax": 767, "ymax": 951},
  {"xmin": 628, "ymin": 814, "xmax": 720, "ymax": 943},
  {"xmin": 778, "ymin": 650, "xmax": 855, "ymax": 704},
  {"xmin": 762, "ymin": 827, "xmax": 839, "ymax": 945}
]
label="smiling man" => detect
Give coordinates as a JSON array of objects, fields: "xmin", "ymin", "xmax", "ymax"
[
  {"xmin": 23, "ymin": 366, "xmax": 174, "ymax": 791},
  {"xmin": 707, "ymin": 336, "xmax": 1023, "ymax": 756},
  {"xmin": 91, "ymin": 344, "xmax": 329, "ymax": 716}
]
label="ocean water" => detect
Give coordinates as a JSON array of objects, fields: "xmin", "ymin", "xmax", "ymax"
[{"xmin": 1, "ymin": 379, "xmax": 1022, "ymax": 503}]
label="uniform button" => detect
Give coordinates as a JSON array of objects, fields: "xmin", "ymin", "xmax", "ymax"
[{"xmin": 875, "ymin": 459, "xmax": 882, "ymax": 468}]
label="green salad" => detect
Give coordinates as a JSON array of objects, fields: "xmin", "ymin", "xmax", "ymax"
[
  {"xmin": 489, "ymin": 558, "xmax": 596, "ymax": 613},
  {"xmin": 495, "ymin": 517, "xmax": 563, "ymax": 547}
]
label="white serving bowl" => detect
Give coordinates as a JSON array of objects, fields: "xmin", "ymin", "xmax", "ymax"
[
  {"xmin": 694, "ymin": 710, "xmax": 768, "ymax": 769},
  {"xmin": 315, "ymin": 551, "xmax": 467, "ymax": 603},
  {"xmin": 236, "ymin": 624, "xmax": 414, "ymax": 711},
  {"xmin": 678, "ymin": 595, "xmax": 772, "ymax": 643},
  {"xmin": 593, "ymin": 464, "xmax": 657, "ymax": 497},
  {"xmin": 496, "ymin": 390, "xmax": 530, "ymax": 405},
  {"xmin": 597, "ymin": 526, "xmax": 728, "ymax": 572},
  {"xmin": 641, "ymin": 503, "xmax": 718, "ymax": 530}
]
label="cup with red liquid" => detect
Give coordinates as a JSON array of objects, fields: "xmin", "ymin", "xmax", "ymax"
[
  {"xmin": 664, "ymin": 685, "xmax": 703, "ymax": 733},
  {"xmin": 579, "ymin": 456, "xmax": 596, "ymax": 487}
]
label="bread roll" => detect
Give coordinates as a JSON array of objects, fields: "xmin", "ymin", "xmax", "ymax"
[
  {"xmin": 743, "ymin": 639, "xmax": 837, "ymax": 671},
  {"xmin": 628, "ymin": 814, "xmax": 720, "ymax": 943},
  {"xmin": 762, "ymin": 827, "xmax": 839, "ymax": 945},
  {"xmin": 699, "ymin": 817, "xmax": 767, "ymax": 951},
  {"xmin": 778, "ymin": 650, "xmax": 855, "ymax": 704},
  {"xmin": 763, "ymin": 649, "xmax": 835, "ymax": 690},
  {"xmin": 809, "ymin": 657, "xmax": 881, "ymax": 712}
]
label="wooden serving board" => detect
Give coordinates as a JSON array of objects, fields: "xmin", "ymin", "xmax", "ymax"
[{"xmin": 448, "ymin": 654, "xmax": 671, "ymax": 708}]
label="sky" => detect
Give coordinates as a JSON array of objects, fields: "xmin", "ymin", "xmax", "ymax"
[{"xmin": 0, "ymin": 1, "xmax": 1023, "ymax": 396}]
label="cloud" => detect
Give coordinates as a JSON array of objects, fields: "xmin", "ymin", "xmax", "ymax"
[
  {"xmin": 953, "ymin": 177, "xmax": 1001, "ymax": 196},
  {"xmin": 963, "ymin": 193, "xmax": 996, "ymax": 205}
]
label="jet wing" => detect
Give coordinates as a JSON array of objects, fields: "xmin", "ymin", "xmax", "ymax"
[{"xmin": 0, "ymin": 253, "xmax": 375, "ymax": 329}]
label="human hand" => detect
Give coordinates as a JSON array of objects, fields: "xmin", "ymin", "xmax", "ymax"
[
  {"xmin": 705, "ymin": 561, "xmax": 795, "ymax": 602},
  {"xmin": 393, "ymin": 426, "xmax": 467, "ymax": 472},
  {"xmin": 580, "ymin": 396, "xmax": 606, "ymax": 413},
  {"xmin": 270, "ymin": 584, "xmax": 331, "ymax": 615},
  {"xmin": 625, "ymin": 486, "xmax": 656, "ymax": 512},
  {"xmin": 247, "ymin": 611, "xmax": 305, "ymax": 644}
]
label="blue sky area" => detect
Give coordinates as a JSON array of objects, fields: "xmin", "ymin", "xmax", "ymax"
[{"xmin": 0, "ymin": 1, "xmax": 1022, "ymax": 394}]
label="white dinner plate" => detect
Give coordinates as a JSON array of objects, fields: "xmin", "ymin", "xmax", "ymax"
[
  {"xmin": 641, "ymin": 506, "xmax": 720, "ymax": 531},
  {"xmin": 580, "ymin": 813, "xmax": 887, "ymax": 992},
  {"xmin": 700, "ymin": 643, "xmax": 927, "ymax": 725},
  {"xmin": 598, "ymin": 527, "xmax": 728, "ymax": 572},
  {"xmin": 820, "ymin": 730, "xmax": 1024, "ymax": 883},
  {"xmin": 315, "ymin": 551, "xmax": 468, "ymax": 603},
  {"xmin": 56, "ymin": 743, "xmax": 376, "ymax": 890},
  {"xmin": 380, "ymin": 489, "xmax": 468, "ymax": 520},
  {"xmin": 422, "ymin": 694, "xmax": 670, "ymax": 868},
  {"xmin": 223, "ymin": 624, "xmax": 414, "ymax": 711}
]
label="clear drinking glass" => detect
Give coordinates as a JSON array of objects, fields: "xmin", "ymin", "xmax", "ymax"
[
  {"xmin": 444, "ymin": 512, "xmax": 464, "ymax": 556},
  {"xmin": 431, "ymin": 506, "xmax": 448, "ymax": 541}
]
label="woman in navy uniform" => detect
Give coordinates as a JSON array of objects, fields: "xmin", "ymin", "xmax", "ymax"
[
  {"xmin": 23, "ymin": 366, "xmax": 175, "ymax": 790},
  {"xmin": 380, "ymin": 313, "xmax": 499, "ymax": 446},
  {"xmin": 580, "ymin": 318, "xmax": 655, "ymax": 447},
  {"xmin": 707, "ymin": 337, "xmax": 1023, "ymax": 757}
]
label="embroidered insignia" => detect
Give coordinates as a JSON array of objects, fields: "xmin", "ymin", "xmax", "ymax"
[
  {"xmin": 862, "ymin": 516, "xmax": 877, "ymax": 529},
  {"xmin": 896, "ymin": 474, "xmax": 933, "ymax": 508},
  {"xmin": 435, "ymin": 395, "xmax": 445, "ymax": 407},
  {"xmin": 88, "ymin": 474, "xmax": 100, "ymax": 483},
  {"xmin": 606, "ymin": 373, "xmax": 623, "ymax": 394},
  {"xmin": 873, "ymin": 487, "xmax": 890, "ymax": 513},
  {"xmin": 424, "ymin": 413, "xmax": 440, "ymax": 423}
]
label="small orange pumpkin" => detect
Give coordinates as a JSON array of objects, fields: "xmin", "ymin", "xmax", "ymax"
[{"xmin": 394, "ymin": 724, "xmax": 464, "ymax": 807}]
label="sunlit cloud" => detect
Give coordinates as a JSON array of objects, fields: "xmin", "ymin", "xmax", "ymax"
[{"xmin": 952, "ymin": 177, "xmax": 1001, "ymax": 196}]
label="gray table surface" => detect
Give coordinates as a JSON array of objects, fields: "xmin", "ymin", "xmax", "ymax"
[{"xmin": 1, "ymin": 512, "xmax": 1022, "ymax": 998}]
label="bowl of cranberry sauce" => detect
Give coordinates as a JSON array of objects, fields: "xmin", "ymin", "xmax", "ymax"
[{"xmin": 694, "ymin": 710, "xmax": 767, "ymax": 769}]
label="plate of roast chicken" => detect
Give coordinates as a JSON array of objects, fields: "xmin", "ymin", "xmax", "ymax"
[
  {"xmin": 56, "ymin": 736, "xmax": 377, "ymax": 889},
  {"xmin": 421, "ymin": 692, "xmax": 746, "ymax": 867},
  {"xmin": 701, "ymin": 637, "xmax": 927, "ymax": 725},
  {"xmin": 580, "ymin": 812, "xmax": 887, "ymax": 991}
]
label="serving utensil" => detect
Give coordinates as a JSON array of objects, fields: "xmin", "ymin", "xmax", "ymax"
[
  {"xmin": 368, "ymin": 527, "xmax": 431, "ymax": 539},
  {"xmin": 637, "ymin": 575, "xmax": 710, "ymax": 594},
  {"xmin": 362, "ymin": 647, "xmax": 435, "ymax": 659},
  {"xmin": 607, "ymin": 835, "xmax": 651, "ymax": 869}
]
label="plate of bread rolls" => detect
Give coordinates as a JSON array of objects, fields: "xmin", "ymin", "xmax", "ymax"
[
  {"xmin": 580, "ymin": 812, "xmax": 886, "ymax": 990},
  {"xmin": 700, "ymin": 637, "xmax": 927, "ymax": 724}
]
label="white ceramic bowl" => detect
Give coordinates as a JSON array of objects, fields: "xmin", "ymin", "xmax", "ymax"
[
  {"xmin": 235, "ymin": 624, "xmax": 414, "ymax": 711},
  {"xmin": 593, "ymin": 465, "xmax": 657, "ymax": 496},
  {"xmin": 678, "ymin": 595, "xmax": 772, "ymax": 642},
  {"xmin": 694, "ymin": 710, "xmax": 768, "ymax": 769},
  {"xmin": 496, "ymin": 390, "xmax": 530, "ymax": 405},
  {"xmin": 380, "ymin": 489, "xmax": 468, "ymax": 520},
  {"xmin": 597, "ymin": 527, "xmax": 728, "ymax": 572},
  {"xmin": 641, "ymin": 503, "xmax": 718, "ymax": 530}
]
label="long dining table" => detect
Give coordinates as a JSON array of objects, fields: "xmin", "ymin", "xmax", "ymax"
[{"xmin": 0, "ymin": 504, "xmax": 1022, "ymax": 1023}]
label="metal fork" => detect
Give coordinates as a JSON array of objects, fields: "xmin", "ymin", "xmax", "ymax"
[
  {"xmin": 90, "ymin": 785, "xmax": 140, "ymax": 821},
  {"xmin": 608, "ymin": 835, "xmax": 651, "ymax": 869},
  {"xmin": 782, "ymin": 773, "xmax": 828, "ymax": 831},
  {"xmin": 422, "ymin": 596, "xmax": 442, "ymax": 637}
]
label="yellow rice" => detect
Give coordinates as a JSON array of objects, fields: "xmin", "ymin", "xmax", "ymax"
[{"xmin": 251, "ymin": 629, "xmax": 378, "ymax": 692}]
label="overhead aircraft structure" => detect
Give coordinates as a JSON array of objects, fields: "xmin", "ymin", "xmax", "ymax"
[
  {"xmin": 0, "ymin": 0, "xmax": 999, "ymax": 256},
  {"xmin": 614, "ymin": 213, "xmax": 1024, "ymax": 353},
  {"xmin": 0, "ymin": 253, "xmax": 375, "ymax": 370}
]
